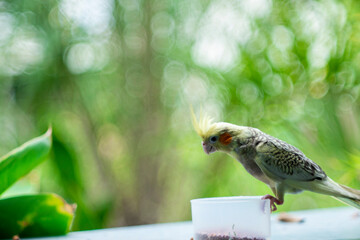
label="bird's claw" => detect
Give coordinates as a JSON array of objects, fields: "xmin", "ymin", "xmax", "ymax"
[{"xmin": 262, "ymin": 194, "xmax": 283, "ymax": 212}]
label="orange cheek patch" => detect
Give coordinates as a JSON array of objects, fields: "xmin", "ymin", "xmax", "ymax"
[{"xmin": 219, "ymin": 132, "xmax": 232, "ymax": 145}]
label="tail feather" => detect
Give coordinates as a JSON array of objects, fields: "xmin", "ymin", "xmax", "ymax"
[
  {"xmin": 340, "ymin": 184, "xmax": 360, "ymax": 196},
  {"xmin": 334, "ymin": 196, "xmax": 360, "ymax": 210},
  {"xmin": 333, "ymin": 183, "xmax": 360, "ymax": 210},
  {"xmin": 301, "ymin": 178, "xmax": 360, "ymax": 209},
  {"xmin": 308, "ymin": 178, "xmax": 360, "ymax": 199}
]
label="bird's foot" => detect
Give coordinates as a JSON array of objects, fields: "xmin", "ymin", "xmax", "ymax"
[{"xmin": 262, "ymin": 194, "xmax": 283, "ymax": 212}]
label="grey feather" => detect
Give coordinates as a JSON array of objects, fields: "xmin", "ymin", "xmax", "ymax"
[{"xmin": 248, "ymin": 128, "xmax": 327, "ymax": 182}]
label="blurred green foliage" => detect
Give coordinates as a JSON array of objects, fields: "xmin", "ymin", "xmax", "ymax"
[
  {"xmin": 0, "ymin": 129, "xmax": 75, "ymax": 238},
  {"xmin": 0, "ymin": 0, "xmax": 359, "ymax": 231}
]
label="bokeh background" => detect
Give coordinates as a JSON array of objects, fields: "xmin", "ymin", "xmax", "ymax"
[{"xmin": 1, "ymin": 0, "xmax": 360, "ymax": 231}]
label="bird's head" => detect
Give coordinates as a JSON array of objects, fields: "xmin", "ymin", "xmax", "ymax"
[{"xmin": 191, "ymin": 109, "xmax": 245, "ymax": 154}]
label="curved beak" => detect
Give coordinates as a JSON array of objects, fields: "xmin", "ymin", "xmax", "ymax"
[{"xmin": 202, "ymin": 142, "xmax": 216, "ymax": 155}]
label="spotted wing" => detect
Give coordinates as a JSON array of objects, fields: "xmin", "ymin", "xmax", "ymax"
[{"xmin": 254, "ymin": 139, "xmax": 326, "ymax": 181}]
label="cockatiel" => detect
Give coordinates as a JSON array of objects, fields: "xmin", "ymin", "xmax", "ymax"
[{"xmin": 191, "ymin": 111, "xmax": 360, "ymax": 211}]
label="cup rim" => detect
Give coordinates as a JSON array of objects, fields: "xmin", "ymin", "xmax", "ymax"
[{"xmin": 190, "ymin": 196, "xmax": 268, "ymax": 204}]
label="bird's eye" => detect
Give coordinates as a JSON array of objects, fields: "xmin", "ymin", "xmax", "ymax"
[{"xmin": 209, "ymin": 136, "xmax": 218, "ymax": 143}]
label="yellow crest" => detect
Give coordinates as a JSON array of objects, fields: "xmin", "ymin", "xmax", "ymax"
[{"xmin": 190, "ymin": 106, "xmax": 217, "ymax": 139}]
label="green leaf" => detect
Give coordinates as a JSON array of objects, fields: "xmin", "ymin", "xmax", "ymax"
[
  {"xmin": 0, "ymin": 193, "xmax": 75, "ymax": 238},
  {"xmin": 51, "ymin": 133, "xmax": 103, "ymax": 230},
  {"xmin": 0, "ymin": 129, "xmax": 52, "ymax": 196},
  {"xmin": 52, "ymin": 132, "xmax": 84, "ymax": 200}
]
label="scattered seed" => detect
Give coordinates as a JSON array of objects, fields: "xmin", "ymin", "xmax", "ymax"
[
  {"xmin": 277, "ymin": 212, "xmax": 305, "ymax": 223},
  {"xmin": 195, "ymin": 233, "xmax": 265, "ymax": 240}
]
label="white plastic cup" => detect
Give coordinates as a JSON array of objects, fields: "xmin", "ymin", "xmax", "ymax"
[{"xmin": 191, "ymin": 196, "xmax": 271, "ymax": 240}]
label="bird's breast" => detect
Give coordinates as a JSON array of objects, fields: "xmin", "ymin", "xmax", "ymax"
[{"xmin": 233, "ymin": 146, "xmax": 264, "ymax": 178}]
